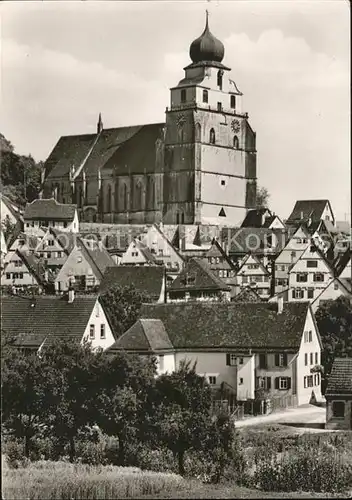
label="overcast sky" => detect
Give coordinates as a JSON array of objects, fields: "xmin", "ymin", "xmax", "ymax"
[{"xmin": 1, "ymin": 0, "xmax": 350, "ymax": 221}]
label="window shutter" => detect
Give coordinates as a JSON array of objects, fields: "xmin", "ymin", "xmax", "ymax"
[
  {"xmin": 275, "ymin": 377, "xmax": 279, "ymax": 389},
  {"xmin": 226, "ymin": 354, "xmax": 231, "ymax": 366},
  {"xmin": 266, "ymin": 377, "xmax": 271, "ymax": 390},
  {"xmin": 275, "ymin": 354, "xmax": 279, "ymax": 366},
  {"xmin": 287, "ymin": 377, "xmax": 291, "ymax": 390},
  {"xmin": 283, "ymin": 353, "xmax": 288, "ymax": 366}
]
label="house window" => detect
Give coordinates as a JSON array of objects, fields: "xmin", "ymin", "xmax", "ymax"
[
  {"xmin": 77, "ymin": 256, "xmax": 82, "ymax": 263},
  {"xmin": 208, "ymin": 376, "xmax": 217, "ymax": 385},
  {"xmin": 100, "ymin": 324, "xmax": 105, "ymax": 339},
  {"xmin": 6, "ymin": 273, "xmax": 10, "ymax": 279},
  {"xmin": 334, "ymin": 283, "xmax": 339, "ymax": 291},
  {"xmin": 159, "ymin": 355, "xmax": 164, "ymax": 371},
  {"xmin": 307, "ymin": 260, "xmax": 318, "ymax": 268},
  {"xmin": 279, "ymin": 377, "xmax": 288, "ymax": 390},
  {"xmin": 203, "ymin": 89, "xmax": 208, "ymax": 103},
  {"xmin": 313, "ymin": 273, "xmax": 324, "ymax": 282},
  {"xmin": 314, "ymin": 373, "xmax": 320, "ymax": 385},
  {"xmin": 63, "ymin": 222, "xmax": 68, "ymax": 228},
  {"xmin": 259, "ymin": 354, "xmax": 267, "ymax": 369},
  {"xmin": 89, "ymin": 325, "xmax": 95, "ymax": 339},
  {"xmin": 305, "ymin": 353, "xmax": 308, "ymax": 366},
  {"xmin": 239, "ymin": 357, "xmax": 244, "ymax": 365},
  {"xmin": 310, "ymin": 353, "xmax": 313, "ymax": 365},
  {"xmin": 239, "ymin": 377, "xmax": 244, "ymax": 385},
  {"xmin": 19, "ymin": 272, "xmax": 23, "ymax": 279},
  {"xmin": 308, "ymin": 330, "xmax": 312, "ymax": 342},
  {"xmin": 181, "ymin": 89, "xmax": 186, "ymax": 103},
  {"xmin": 217, "ymin": 102, "xmax": 222, "ymax": 112},
  {"xmin": 307, "ymin": 375, "xmax": 313, "ymax": 387},
  {"xmin": 332, "ymin": 401, "xmax": 345, "ymax": 418},
  {"xmin": 242, "ymin": 276, "xmax": 248, "ymax": 283},
  {"xmin": 227, "ymin": 353, "xmax": 237, "ymax": 366},
  {"xmin": 209, "ymin": 128, "xmax": 216, "ymax": 144},
  {"xmin": 223, "ymin": 270, "xmax": 228, "ymax": 278},
  {"xmin": 307, "ymin": 288, "xmax": 314, "ymax": 299},
  {"xmin": 315, "ymin": 352, "xmax": 318, "ymax": 364},
  {"xmin": 57, "ymin": 251, "xmax": 62, "ymax": 258},
  {"xmin": 233, "ymin": 135, "xmax": 239, "ymax": 149},
  {"xmin": 296, "ymin": 273, "xmax": 308, "ymax": 282},
  {"xmin": 230, "ymin": 95, "xmax": 236, "ymax": 109},
  {"xmin": 219, "ymin": 270, "xmax": 223, "ymax": 278},
  {"xmin": 292, "ymin": 289, "xmax": 304, "ymax": 299},
  {"xmin": 275, "ymin": 353, "xmax": 287, "ymax": 367}
]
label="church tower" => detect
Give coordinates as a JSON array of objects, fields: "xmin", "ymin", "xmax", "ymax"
[{"xmin": 163, "ymin": 12, "xmax": 257, "ymax": 225}]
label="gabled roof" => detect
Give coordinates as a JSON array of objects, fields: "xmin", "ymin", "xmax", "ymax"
[
  {"xmin": 1, "ymin": 294, "xmax": 97, "ymax": 348},
  {"xmin": 146, "ymin": 224, "xmax": 184, "ymax": 263},
  {"xmin": 289, "ymin": 242, "xmax": 335, "ymax": 276},
  {"xmin": 14, "ymin": 249, "xmax": 54, "ymax": 286},
  {"xmin": 169, "ymin": 258, "xmax": 230, "ymax": 292},
  {"xmin": 108, "ymin": 319, "xmax": 173, "ymax": 352},
  {"xmin": 241, "ymin": 208, "xmax": 273, "ymax": 228},
  {"xmin": 99, "ymin": 265, "xmax": 165, "ymax": 299},
  {"xmin": 334, "ymin": 248, "xmax": 351, "ymax": 277},
  {"xmin": 132, "ymin": 239, "xmax": 157, "ymax": 263},
  {"xmin": 312, "ymin": 277, "xmax": 352, "ymax": 308},
  {"xmin": 50, "ymin": 228, "xmax": 77, "ymax": 254},
  {"xmin": 78, "ymin": 238, "xmax": 115, "ymax": 279},
  {"xmin": 0, "ymin": 193, "xmax": 23, "ymax": 222},
  {"xmin": 44, "ymin": 124, "xmax": 165, "ymax": 181},
  {"xmin": 204, "ymin": 239, "xmax": 235, "ymax": 270},
  {"xmin": 140, "ymin": 301, "xmax": 310, "ymax": 350},
  {"xmin": 232, "ymin": 286, "xmax": 263, "ymax": 303},
  {"xmin": 325, "ymin": 358, "xmax": 352, "ymax": 396},
  {"xmin": 221, "ymin": 227, "xmax": 289, "ymax": 255},
  {"xmin": 237, "ymin": 253, "xmax": 270, "ymax": 275},
  {"xmin": 286, "ymin": 200, "xmax": 332, "ymax": 224},
  {"xmin": 24, "ymin": 198, "xmax": 76, "ymax": 221}
]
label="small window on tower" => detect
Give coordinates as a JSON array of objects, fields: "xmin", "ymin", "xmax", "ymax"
[
  {"xmin": 217, "ymin": 102, "xmax": 222, "ymax": 112},
  {"xmin": 203, "ymin": 90, "xmax": 208, "ymax": 103},
  {"xmin": 221, "ymin": 180, "xmax": 226, "ymax": 186},
  {"xmin": 233, "ymin": 136, "xmax": 239, "ymax": 149},
  {"xmin": 230, "ymin": 95, "xmax": 236, "ymax": 109},
  {"xmin": 209, "ymin": 128, "xmax": 216, "ymax": 144},
  {"xmin": 181, "ymin": 89, "xmax": 186, "ymax": 103},
  {"xmin": 217, "ymin": 70, "xmax": 223, "ymax": 90}
]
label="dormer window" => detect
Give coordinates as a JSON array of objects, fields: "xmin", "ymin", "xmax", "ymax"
[
  {"xmin": 230, "ymin": 95, "xmax": 236, "ymax": 109},
  {"xmin": 209, "ymin": 128, "xmax": 216, "ymax": 144},
  {"xmin": 181, "ymin": 89, "xmax": 186, "ymax": 103},
  {"xmin": 203, "ymin": 90, "xmax": 208, "ymax": 103}
]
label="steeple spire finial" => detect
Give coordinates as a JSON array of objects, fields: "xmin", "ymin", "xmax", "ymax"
[
  {"xmin": 205, "ymin": 9, "xmax": 209, "ymax": 30},
  {"xmin": 97, "ymin": 112, "xmax": 103, "ymax": 134}
]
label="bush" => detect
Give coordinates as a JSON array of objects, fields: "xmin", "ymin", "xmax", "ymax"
[
  {"xmin": 3, "ymin": 440, "xmax": 29, "ymax": 469},
  {"xmin": 255, "ymin": 448, "xmax": 352, "ymax": 493},
  {"xmin": 2, "ymin": 460, "xmax": 187, "ymax": 499}
]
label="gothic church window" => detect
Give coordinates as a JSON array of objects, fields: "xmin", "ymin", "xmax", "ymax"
[
  {"xmin": 230, "ymin": 95, "xmax": 236, "ymax": 109},
  {"xmin": 123, "ymin": 183, "xmax": 128, "ymax": 211},
  {"xmin": 203, "ymin": 90, "xmax": 208, "ymax": 103},
  {"xmin": 181, "ymin": 89, "xmax": 186, "ymax": 103},
  {"xmin": 135, "ymin": 181, "xmax": 142, "ymax": 210},
  {"xmin": 233, "ymin": 135, "xmax": 239, "ymax": 149},
  {"xmin": 209, "ymin": 128, "xmax": 216, "ymax": 144},
  {"xmin": 107, "ymin": 185, "xmax": 112, "ymax": 213}
]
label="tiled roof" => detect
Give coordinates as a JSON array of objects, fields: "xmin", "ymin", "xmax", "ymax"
[
  {"xmin": 45, "ymin": 124, "xmax": 165, "ymax": 181},
  {"xmin": 140, "ymin": 301, "xmax": 310, "ymax": 350},
  {"xmin": 169, "ymin": 258, "xmax": 230, "ymax": 292},
  {"xmin": 286, "ymin": 200, "xmax": 331, "ymax": 224},
  {"xmin": 24, "ymin": 199, "xmax": 76, "ymax": 221},
  {"xmin": 204, "ymin": 239, "xmax": 235, "ymax": 270},
  {"xmin": 0, "ymin": 193, "xmax": 23, "ymax": 222},
  {"xmin": 339, "ymin": 277, "xmax": 352, "ymax": 293},
  {"xmin": 99, "ymin": 265, "xmax": 165, "ymax": 299},
  {"xmin": 108, "ymin": 319, "xmax": 173, "ymax": 352},
  {"xmin": 133, "ymin": 239, "xmax": 157, "ymax": 263},
  {"xmin": 334, "ymin": 248, "xmax": 351, "ymax": 277},
  {"xmin": 1, "ymin": 295, "xmax": 97, "ymax": 348},
  {"xmin": 238, "ymin": 253, "xmax": 270, "ymax": 275},
  {"xmin": 50, "ymin": 228, "xmax": 77, "ymax": 254},
  {"xmin": 79, "ymin": 224, "xmax": 148, "ymax": 251},
  {"xmin": 221, "ymin": 227, "xmax": 289, "ymax": 255},
  {"xmin": 232, "ymin": 286, "xmax": 263, "ymax": 303},
  {"xmin": 78, "ymin": 238, "xmax": 116, "ymax": 279},
  {"xmin": 241, "ymin": 209, "xmax": 273, "ymax": 228},
  {"xmin": 325, "ymin": 358, "xmax": 352, "ymax": 395},
  {"xmin": 17, "ymin": 249, "xmax": 55, "ymax": 285}
]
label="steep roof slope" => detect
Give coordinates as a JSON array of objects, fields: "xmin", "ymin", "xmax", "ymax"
[
  {"xmin": 287, "ymin": 200, "xmax": 332, "ymax": 224},
  {"xmin": 169, "ymin": 258, "xmax": 230, "ymax": 292},
  {"xmin": 140, "ymin": 301, "xmax": 310, "ymax": 350},
  {"xmin": 99, "ymin": 265, "xmax": 164, "ymax": 299},
  {"xmin": 109, "ymin": 319, "xmax": 173, "ymax": 352},
  {"xmin": 24, "ymin": 199, "xmax": 76, "ymax": 221}
]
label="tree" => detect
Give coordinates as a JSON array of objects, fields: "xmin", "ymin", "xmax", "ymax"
[
  {"xmin": 2, "ymin": 348, "xmax": 51, "ymax": 457},
  {"xmin": 99, "ymin": 285, "xmax": 153, "ymax": 338},
  {"xmin": 94, "ymin": 352, "xmax": 157, "ymax": 465},
  {"xmin": 153, "ymin": 360, "xmax": 214, "ymax": 476},
  {"xmin": 315, "ymin": 296, "xmax": 352, "ymax": 393},
  {"xmin": 256, "ymin": 186, "xmax": 270, "ymax": 209},
  {"xmin": 1, "ymin": 216, "xmax": 17, "ymax": 244},
  {"xmin": 40, "ymin": 339, "xmax": 105, "ymax": 461}
]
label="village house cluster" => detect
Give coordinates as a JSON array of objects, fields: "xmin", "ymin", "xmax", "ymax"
[{"xmin": 1, "ymin": 15, "xmax": 351, "ymax": 428}]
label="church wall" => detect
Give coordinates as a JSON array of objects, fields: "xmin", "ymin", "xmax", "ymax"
[
  {"xmin": 200, "ymin": 145, "xmax": 246, "ymax": 177},
  {"xmin": 200, "ymin": 172, "xmax": 247, "ymax": 208}
]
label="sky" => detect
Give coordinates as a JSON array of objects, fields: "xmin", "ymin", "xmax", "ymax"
[{"xmin": 1, "ymin": 0, "xmax": 350, "ymax": 221}]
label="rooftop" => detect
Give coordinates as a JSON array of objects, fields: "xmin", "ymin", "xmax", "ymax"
[
  {"xmin": 24, "ymin": 198, "xmax": 77, "ymax": 221},
  {"xmin": 325, "ymin": 358, "xmax": 352, "ymax": 396}
]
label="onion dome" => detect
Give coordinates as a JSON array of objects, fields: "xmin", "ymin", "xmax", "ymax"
[{"xmin": 189, "ymin": 11, "xmax": 225, "ymax": 64}]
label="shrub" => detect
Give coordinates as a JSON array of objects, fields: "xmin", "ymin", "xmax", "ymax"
[
  {"xmin": 255, "ymin": 448, "xmax": 352, "ymax": 493},
  {"xmin": 3, "ymin": 440, "xmax": 29, "ymax": 469}
]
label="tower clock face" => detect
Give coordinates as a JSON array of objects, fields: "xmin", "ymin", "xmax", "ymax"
[
  {"xmin": 231, "ymin": 119, "xmax": 241, "ymax": 133},
  {"xmin": 176, "ymin": 113, "xmax": 186, "ymax": 129}
]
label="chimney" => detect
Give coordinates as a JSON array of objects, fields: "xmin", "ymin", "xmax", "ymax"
[
  {"xmin": 68, "ymin": 287, "xmax": 75, "ymax": 303},
  {"xmin": 278, "ymin": 295, "xmax": 284, "ymax": 314}
]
